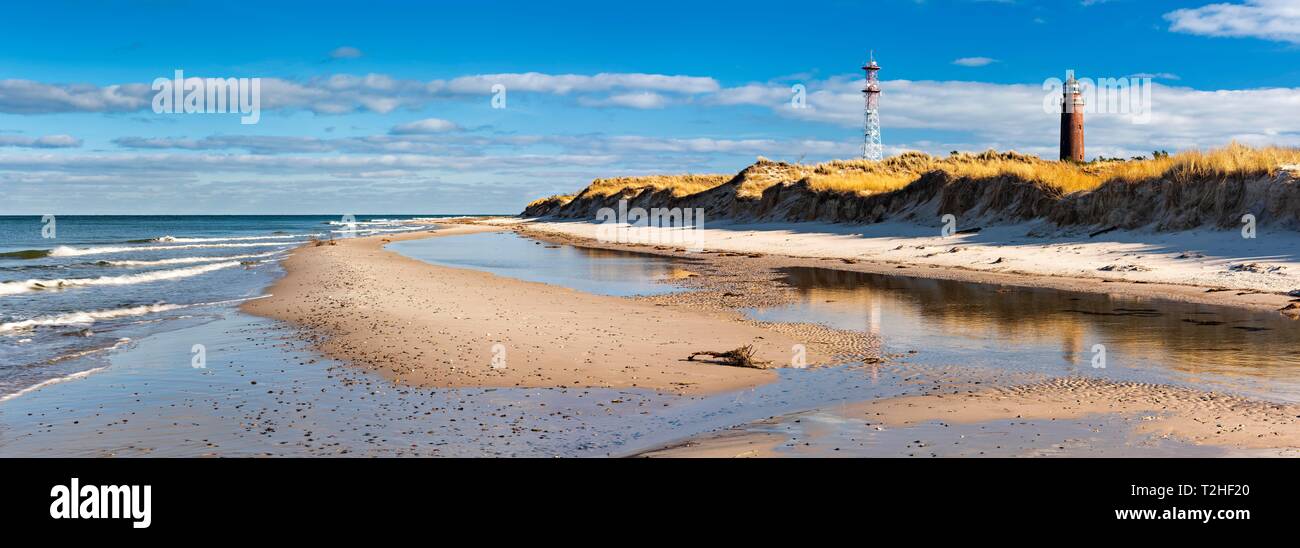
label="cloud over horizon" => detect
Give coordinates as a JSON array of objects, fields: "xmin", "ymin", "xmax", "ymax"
[
  {"xmin": 0, "ymin": 134, "xmax": 83, "ymax": 148},
  {"xmin": 1165, "ymin": 0, "xmax": 1300, "ymax": 44}
]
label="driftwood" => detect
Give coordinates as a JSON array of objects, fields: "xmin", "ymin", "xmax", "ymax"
[
  {"xmin": 1089, "ymin": 225, "xmax": 1119, "ymax": 238},
  {"xmin": 687, "ymin": 345, "xmax": 771, "ymax": 369}
]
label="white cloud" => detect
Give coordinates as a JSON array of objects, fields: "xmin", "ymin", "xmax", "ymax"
[
  {"xmin": 0, "ymin": 151, "xmax": 624, "ymax": 176},
  {"xmin": 591, "ymin": 136, "xmax": 856, "ymax": 157},
  {"xmin": 389, "ymin": 118, "xmax": 460, "ymax": 134},
  {"xmin": 0, "ymin": 72, "xmax": 721, "ymax": 116},
  {"xmin": 440, "ymin": 72, "xmax": 719, "ymax": 95},
  {"xmin": 1128, "ymin": 72, "xmax": 1181, "ymax": 80},
  {"xmin": 712, "ymin": 75, "xmax": 1300, "ymax": 158},
  {"xmin": 1165, "ymin": 0, "xmax": 1300, "ymax": 44},
  {"xmin": 0, "ymin": 79, "xmax": 151, "ymax": 114},
  {"xmin": 577, "ymin": 92, "xmax": 670, "ymax": 109},
  {"xmin": 709, "ymin": 83, "xmax": 792, "ymax": 106},
  {"xmin": 5, "ymin": 66, "xmax": 1300, "ymax": 209},
  {"xmin": 329, "ymin": 46, "xmax": 364, "ymax": 59},
  {"xmin": 952, "ymin": 57, "xmax": 998, "ymax": 67},
  {"xmin": 109, "ymin": 131, "xmax": 858, "ymax": 159},
  {"xmin": 0, "ymin": 134, "xmax": 82, "ymax": 148}
]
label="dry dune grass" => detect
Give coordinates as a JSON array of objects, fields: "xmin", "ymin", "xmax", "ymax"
[
  {"xmin": 580, "ymin": 174, "xmax": 731, "ymax": 198},
  {"xmin": 1101, "ymin": 144, "xmax": 1300, "ymax": 184},
  {"xmin": 807, "ymin": 145, "xmax": 1300, "ymax": 196},
  {"xmin": 561, "ymin": 144, "xmax": 1300, "ymax": 204},
  {"xmin": 526, "ymin": 194, "xmax": 575, "ymax": 209}
]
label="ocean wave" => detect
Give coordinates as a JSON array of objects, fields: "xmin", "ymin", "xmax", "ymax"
[
  {"xmin": 47, "ymin": 338, "xmax": 133, "ymax": 364},
  {"xmin": 46, "ymin": 241, "xmax": 296, "ymax": 258},
  {"xmin": 0, "ymin": 295, "xmax": 268, "ymax": 333},
  {"xmin": 151, "ymin": 233, "xmax": 317, "ymax": 243},
  {"xmin": 325, "ymin": 219, "xmax": 404, "ymax": 226},
  {"xmin": 0, "ymin": 361, "xmax": 117, "ymax": 403},
  {"xmin": 0, "ymin": 260, "xmax": 242, "ymax": 297},
  {"xmin": 331, "ymin": 226, "xmax": 428, "ymax": 235},
  {"xmin": 0, "ymin": 303, "xmax": 186, "ymax": 332},
  {"xmin": 97, "ymin": 251, "xmax": 281, "ymax": 267},
  {"xmin": 0, "ymin": 249, "xmax": 54, "ymax": 259}
]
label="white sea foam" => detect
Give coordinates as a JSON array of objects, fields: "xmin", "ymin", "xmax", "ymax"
[
  {"xmin": 100, "ymin": 251, "xmax": 281, "ymax": 267},
  {"xmin": 332, "ymin": 226, "xmax": 428, "ymax": 235},
  {"xmin": 0, "ymin": 303, "xmax": 187, "ymax": 333},
  {"xmin": 0, "ymin": 261, "xmax": 242, "ymax": 297},
  {"xmin": 0, "ymin": 337, "xmax": 133, "ymax": 402},
  {"xmin": 0, "ymin": 362, "xmax": 116, "ymax": 403},
  {"xmin": 47, "ymin": 241, "xmax": 296, "ymax": 257},
  {"xmin": 48, "ymin": 337, "xmax": 133, "ymax": 363},
  {"xmin": 154, "ymin": 234, "xmax": 316, "ymax": 243},
  {"xmin": 326, "ymin": 219, "xmax": 403, "ymax": 226}
]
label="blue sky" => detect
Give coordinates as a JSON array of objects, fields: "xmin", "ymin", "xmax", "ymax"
[{"xmin": 1, "ymin": 0, "xmax": 1298, "ymax": 214}]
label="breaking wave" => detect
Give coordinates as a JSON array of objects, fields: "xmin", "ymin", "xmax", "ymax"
[
  {"xmin": 151, "ymin": 234, "xmax": 317, "ymax": 243},
  {"xmin": 0, "ymin": 361, "xmax": 116, "ymax": 403},
  {"xmin": 47, "ymin": 241, "xmax": 296, "ymax": 258},
  {"xmin": 325, "ymin": 219, "xmax": 405, "ymax": 226},
  {"xmin": 332, "ymin": 226, "xmax": 428, "ymax": 235},
  {"xmin": 0, "ymin": 295, "xmax": 270, "ymax": 333},
  {"xmin": 97, "ymin": 251, "xmax": 281, "ymax": 267},
  {"xmin": 0, "ymin": 261, "xmax": 243, "ymax": 297},
  {"xmin": 0, "ymin": 303, "xmax": 187, "ymax": 332},
  {"xmin": 0, "ymin": 249, "xmax": 54, "ymax": 259}
]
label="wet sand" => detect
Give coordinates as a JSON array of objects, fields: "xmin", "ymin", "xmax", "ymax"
[
  {"xmin": 851, "ymin": 377, "xmax": 1300, "ymax": 449},
  {"xmin": 644, "ymin": 377, "xmax": 1300, "ymax": 457},
  {"xmin": 242, "ymin": 225, "xmax": 850, "ymax": 395}
]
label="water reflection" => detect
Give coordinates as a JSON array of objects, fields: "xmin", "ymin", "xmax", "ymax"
[
  {"xmin": 750, "ymin": 267, "xmax": 1300, "ymax": 400},
  {"xmin": 388, "ymin": 231, "xmax": 688, "ymax": 297}
]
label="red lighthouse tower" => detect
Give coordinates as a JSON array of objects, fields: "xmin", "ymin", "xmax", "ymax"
[{"xmin": 1060, "ymin": 74, "xmax": 1085, "ymax": 162}]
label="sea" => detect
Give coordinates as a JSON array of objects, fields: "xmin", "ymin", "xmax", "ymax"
[{"xmin": 0, "ymin": 215, "xmax": 451, "ymax": 401}]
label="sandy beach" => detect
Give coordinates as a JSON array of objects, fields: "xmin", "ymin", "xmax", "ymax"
[
  {"xmin": 235, "ymin": 218, "xmax": 1300, "ymax": 457},
  {"xmin": 242, "ymin": 224, "xmax": 857, "ymax": 395}
]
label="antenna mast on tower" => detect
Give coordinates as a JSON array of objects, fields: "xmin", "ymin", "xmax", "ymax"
[{"xmin": 862, "ymin": 52, "xmax": 882, "ymax": 161}]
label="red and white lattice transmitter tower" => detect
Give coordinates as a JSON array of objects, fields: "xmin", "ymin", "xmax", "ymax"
[{"xmin": 862, "ymin": 52, "xmax": 882, "ymax": 161}]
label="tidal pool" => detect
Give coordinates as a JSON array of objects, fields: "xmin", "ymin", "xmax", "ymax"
[
  {"xmin": 387, "ymin": 231, "xmax": 690, "ymax": 297},
  {"xmin": 748, "ymin": 267, "xmax": 1300, "ymax": 402}
]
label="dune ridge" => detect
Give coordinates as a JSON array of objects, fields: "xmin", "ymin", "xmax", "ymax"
[{"xmin": 525, "ymin": 145, "xmax": 1300, "ymax": 233}]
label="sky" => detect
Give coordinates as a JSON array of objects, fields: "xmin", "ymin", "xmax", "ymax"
[{"xmin": 1, "ymin": 0, "xmax": 1298, "ymax": 214}]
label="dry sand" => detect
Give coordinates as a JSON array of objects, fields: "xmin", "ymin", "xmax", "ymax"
[{"xmin": 243, "ymin": 225, "xmax": 839, "ymax": 395}]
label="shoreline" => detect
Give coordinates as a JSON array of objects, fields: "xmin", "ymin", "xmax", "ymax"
[
  {"xmin": 241, "ymin": 224, "xmax": 862, "ymax": 395},
  {"xmin": 5, "ymin": 217, "xmax": 1291, "ymax": 457},
  {"xmin": 508, "ymin": 218, "xmax": 1300, "ymax": 315}
]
